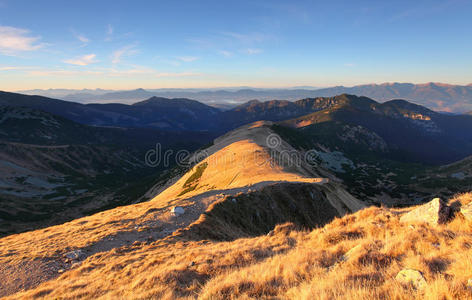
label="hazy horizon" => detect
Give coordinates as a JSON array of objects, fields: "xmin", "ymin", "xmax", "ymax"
[{"xmin": 1, "ymin": 0, "xmax": 471, "ymax": 90}]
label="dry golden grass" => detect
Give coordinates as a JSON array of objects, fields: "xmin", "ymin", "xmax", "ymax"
[{"xmin": 7, "ymin": 193, "xmax": 472, "ymax": 299}]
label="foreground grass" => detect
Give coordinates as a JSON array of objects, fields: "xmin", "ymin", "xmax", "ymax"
[{"xmin": 8, "ymin": 193, "xmax": 472, "ymax": 299}]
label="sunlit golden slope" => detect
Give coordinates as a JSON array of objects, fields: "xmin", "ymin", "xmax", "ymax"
[
  {"xmin": 0, "ymin": 121, "xmax": 363, "ymax": 297},
  {"xmin": 5, "ymin": 193, "xmax": 472, "ymax": 300},
  {"xmin": 152, "ymin": 121, "xmax": 361, "ymax": 210}
]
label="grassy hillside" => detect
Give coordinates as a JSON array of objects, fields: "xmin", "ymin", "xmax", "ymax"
[{"xmin": 5, "ymin": 193, "xmax": 472, "ymax": 299}]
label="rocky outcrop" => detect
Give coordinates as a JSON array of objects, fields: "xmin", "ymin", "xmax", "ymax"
[{"xmin": 400, "ymin": 198, "xmax": 454, "ymax": 225}]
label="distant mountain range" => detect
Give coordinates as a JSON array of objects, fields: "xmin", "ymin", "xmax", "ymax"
[
  {"xmin": 3, "ymin": 90, "xmax": 472, "ymax": 164},
  {"xmin": 19, "ymin": 82, "xmax": 472, "ymax": 112}
]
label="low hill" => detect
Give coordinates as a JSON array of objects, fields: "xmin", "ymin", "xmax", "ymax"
[
  {"xmin": 87, "ymin": 96, "xmax": 221, "ymax": 130},
  {"xmin": 0, "ymin": 91, "xmax": 221, "ymax": 131},
  {"xmin": 0, "ymin": 121, "xmax": 364, "ymax": 297}
]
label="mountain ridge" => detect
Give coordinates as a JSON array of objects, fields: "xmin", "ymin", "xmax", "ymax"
[{"xmin": 18, "ymin": 82, "xmax": 472, "ymax": 112}]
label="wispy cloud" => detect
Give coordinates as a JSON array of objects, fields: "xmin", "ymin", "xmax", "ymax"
[
  {"xmin": 0, "ymin": 26, "xmax": 44, "ymax": 55},
  {"xmin": 218, "ymin": 50, "xmax": 233, "ymax": 57},
  {"xmin": 28, "ymin": 69, "xmax": 104, "ymax": 76},
  {"xmin": 220, "ymin": 31, "xmax": 269, "ymax": 44},
  {"xmin": 63, "ymin": 54, "xmax": 98, "ymax": 66},
  {"xmin": 388, "ymin": 0, "xmax": 463, "ymax": 22},
  {"xmin": 105, "ymin": 24, "xmax": 113, "ymax": 41},
  {"xmin": 0, "ymin": 66, "xmax": 33, "ymax": 71},
  {"xmin": 189, "ymin": 31, "xmax": 271, "ymax": 58},
  {"xmin": 107, "ymin": 24, "xmax": 113, "ymax": 35},
  {"xmin": 111, "ymin": 44, "xmax": 138, "ymax": 64},
  {"xmin": 154, "ymin": 71, "xmax": 201, "ymax": 78},
  {"xmin": 26, "ymin": 66, "xmax": 201, "ymax": 78},
  {"xmin": 344, "ymin": 63, "xmax": 356, "ymax": 67},
  {"xmin": 243, "ymin": 48, "xmax": 263, "ymax": 55},
  {"xmin": 176, "ymin": 56, "xmax": 199, "ymax": 62},
  {"xmin": 71, "ymin": 29, "xmax": 90, "ymax": 45},
  {"xmin": 76, "ymin": 34, "xmax": 89, "ymax": 43}
]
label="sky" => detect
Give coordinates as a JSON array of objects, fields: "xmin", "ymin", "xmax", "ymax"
[{"xmin": 0, "ymin": 0, "xmax": 471, "ymax": 91}]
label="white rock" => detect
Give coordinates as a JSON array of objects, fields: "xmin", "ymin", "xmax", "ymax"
[
  {"xmin": 395, "ymin": 269, "xmax": 427, "ymax": 290},
  {"xmin": 171, "ymin": 206, "xmax": 185, "ymax": 216}
]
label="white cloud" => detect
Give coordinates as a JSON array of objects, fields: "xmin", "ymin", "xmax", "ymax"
[
  {"xmin": 176, "ymin": 56, "xmax": 199, "ymax": 62},
  {"xmin": 344, "ymin": 63, "xmax": 356, "ymax": 67},
  {"xmin": 63, "ymin": 54, "xmax": 98, "ymax": 66},
  {"xmin": 111, "ymin": 44, "xmax": 138, "ymax": 64},
  {"xmin": 0, "ymin": 26, "xmax": 43, "ymax": 55},
  {"xmin": 244, "ymin": 48, "xmax": 263, "ymax": 55}
]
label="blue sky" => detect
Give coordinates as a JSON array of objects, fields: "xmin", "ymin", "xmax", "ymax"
[{"xmin": 0, "ymin": 0, "xmax": 471, "ymax": 90}]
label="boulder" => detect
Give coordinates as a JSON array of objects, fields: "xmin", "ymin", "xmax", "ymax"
[
  {"xmin": 400, "ymin": 198, "xmax": 453, "ymax": 225},
  {"xmin": 342, "ymin": 244, "xmax": 363, "ymax": 261},
  {"xmin": 460, "ymin": 202, "xmax": 472, "ymax": 222},
  {"xmin": 395, "ymin": 269, "xmax": 427, "ymax": 289},
  {"xmin": 63, "ymin": 249, "xmax": 86, "ymax": 261},
  {"xmin": 171, "ymin": 206, "xmax": 185, "ymax": 216}
]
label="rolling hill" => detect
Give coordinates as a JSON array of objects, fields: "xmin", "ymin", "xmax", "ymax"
[{"xmin": 0, "ymin": 91, "xmax": 221, "ymax": 131}]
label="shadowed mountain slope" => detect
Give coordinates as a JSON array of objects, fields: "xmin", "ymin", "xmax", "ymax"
[
  {"xmin": 0, "ymin": 106, "xmax": 213, "ymax": 236},
  {"xmin": 279, "ymin": 94, "xmax": 472, "ymax": 164}
]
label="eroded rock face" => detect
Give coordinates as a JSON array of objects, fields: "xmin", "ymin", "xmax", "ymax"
[
  {"xmin": 400, "ymin": 198, "xmax": 453, "ymax": 225},
  {"xmin": 395, "ymin": 269, "xmax": 427, "ymax": 290}
]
